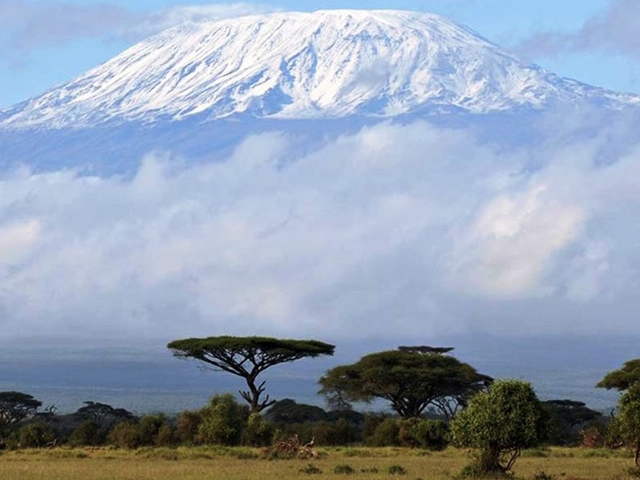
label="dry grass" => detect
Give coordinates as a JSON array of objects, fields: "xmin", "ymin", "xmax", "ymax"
[{"xmin": 0, "ymin": 446, "xmax": 636, "ymax": 480}]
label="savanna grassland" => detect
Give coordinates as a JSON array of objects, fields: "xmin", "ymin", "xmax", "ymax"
[{"xmin": 0, "ymin": 446, "xmax": 635, "ymax": 480}]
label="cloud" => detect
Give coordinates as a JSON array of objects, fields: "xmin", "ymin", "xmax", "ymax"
[
  {"xmin": 517, "ymin": 0, "xmax": 640, "ymax": 60},
  {"xmin": 1, "ymin": 112, "xmax": 640, "ymax": 344},
  {"xmin": 0, "ymin": 1, "xmax": 277, "ymax": 62}
]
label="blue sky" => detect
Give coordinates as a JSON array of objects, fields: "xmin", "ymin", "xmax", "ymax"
[{"xmin": 0, "ymin": 0, "xmax": 638, "ymax": 108}]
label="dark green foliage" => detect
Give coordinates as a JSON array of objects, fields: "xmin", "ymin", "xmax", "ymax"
[
  {"xmin": 106, "ymin": 414, "xmax": 174, "ymax": 449},
  {"xmin": 176, "ymin": 410, "xmax": 201, "ymax": 445},
  {"xmin": 265, "ymin": 399, "xmax": 328, "ymax": 424},
  {"xmin": 368, "ymin": 418, "xmax": 401, "ymax": 446},
  {"xmin": 319, "ymin": 347, "xmax": 491, "ymax": 418},
  {"xmin": 137, "ymin": 414, "xmax": 170, "ymax": 446},
  {"xmin": 197, "ymin": 394, "xmax": 249, "ymax": 446},
  {"xmin": 333, "ymin": 464, "xmax": 355, "ymax": 474},
  {"xmin": 168, "ymin": 336, "xmax": 335, "ymax": 412},
  {"xmin": 299, "ymin": 463, "xmax": 323, "ymax": 474},
  {"xmin": 614, "ymin": 382, "xmax": 640, "ymax": 466},
  {"xmin": 361, "ymin": 413, "xmax": 388, "ymax": 444},
  {"xmin": 107, "ymin": 421, "xmax": 142, "ymax": 449},
  {"xmin": 387, "ymin": 464, "xmax": 407, "ymax": 475},
  {"xmin": 598, "ymin": 359, "xmax": 640, "ymax": 391},
  {"xmin": 542, "ymin": 399, "xmax": 602, "ymax": 446},
  {"xmin": 0, "ymin": 392, "xmax": 42, "ymax": 435},
  {"xmin": 451, "ymin": 379, "xmax": 547, "ymax": 475},
  {"xmin": 155, "ymin": 424, "xmax": 178, "ymax": 447},
  {"xmin": 18, "ymin": 422, "xmax": 56, "ymax": 448},
  {"xmin": 366, "ymin": 417, "xmax": 450, "ymax": 449},
  {"xmin": 74, "ymin": 401, "xmax": 134, "ymax": 429},
  {"xmin": 272, "ymin": 418, "xmax": 360, "ymax": 446},
  {"xmin": 68, "ymin": 420, "xmax": 106, "ymax": 446},
  {"xmin": 405, "ymin": 419, "xmax": 450, "ymax": 450},
  {"xmin": 532, "ymin": 471, "xmax": 555, "ymax": 480},
  {"xmin": 243, "ymin": 412, "xmax": 273, "ymax": 446}
]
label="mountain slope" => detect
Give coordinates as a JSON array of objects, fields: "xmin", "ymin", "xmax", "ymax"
[{"xmin": 3, "ymin": 9, "xmax": 638, "ymax": 130}]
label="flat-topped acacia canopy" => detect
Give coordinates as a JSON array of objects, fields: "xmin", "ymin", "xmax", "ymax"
[{"xmin": 168, "ymin": 336, "xmax": 335, "ymax": 412}]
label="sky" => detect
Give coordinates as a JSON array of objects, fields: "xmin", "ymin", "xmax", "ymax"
[
  {"xmin": 0, "ymin": 0, "xmax": 639, "ymax": 108},
  {"xmin": 1, "ymin": 0, "xmax": 640, "ymax": 351}
]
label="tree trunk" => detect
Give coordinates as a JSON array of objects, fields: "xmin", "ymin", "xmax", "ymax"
[{"xmin": 478, "ymin": 447, "xmax": 502, "ymax": 474}]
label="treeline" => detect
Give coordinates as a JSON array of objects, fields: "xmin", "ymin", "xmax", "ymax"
[
  {"xmin": 2, "ymin": 337, "xmax": 639, "ymax": 476},
  {"xmin": 0, "ymin": 389, "xmax": 609, "ymax": 451}
]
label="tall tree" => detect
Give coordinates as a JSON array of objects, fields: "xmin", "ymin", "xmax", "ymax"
[
  {"xmin": 597, "ymin": 359, "xmax": 640, "ymax": 391},
  {"xmin": 168, "ymin": 336, "xmax": 335, "ymax": 412},
  {"xmin": 318, "ymin": 346, "xmax": 491, "ymax": 419}
]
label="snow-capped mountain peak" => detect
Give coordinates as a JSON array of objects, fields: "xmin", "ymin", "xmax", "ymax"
[{"xmin": 2, "ymin": 9, "xmax": 638, "ymax": 129}]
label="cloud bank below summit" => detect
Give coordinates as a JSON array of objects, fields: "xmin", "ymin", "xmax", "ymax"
[{"xmin": 1, "ymin": 114, "xmax": 640, "ymax": 343}]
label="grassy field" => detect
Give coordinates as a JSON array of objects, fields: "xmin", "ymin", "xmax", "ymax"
[{"xmin": 0, "ymin": 446, "xmax": 636, "ymax": 480}]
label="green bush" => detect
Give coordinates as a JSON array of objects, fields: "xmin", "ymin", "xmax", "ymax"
[
  {"xmin": 137, "ymin": 414, "xmax": 169, "ymax": 446},
  {"xmin": 368, "ymin": 418, "xmax": 400, "ymax": 446},
  {"xmin": 197, "ymin": 394, "xmax": 249, "ymax": 446},
  {"xmin": 410, "ymin": 419, "xmax": 450, "ymax": 450},
  {"xmin": 108, "ymin": 421, "xmax": 141, "ymax": 449},
  {"xmin": 18, "ymin": 422, "xmax": 56, "ymax": 448},
  {"xmin": 68, "ymin": 420, "xmax": 106, "ymax": 446},
  {"xmin": 176, "ymin": 410, "xmax": 201, "ymax": 445},
  {"xmin": 243, "ymin": 413, "xmax": 273, "ymax": 446},
  {"xmin": 155, "ymin": 424, "xmax": 178, "ymax": 447},
  {"xmin": 387, "ymin": 464, "xmax": 407, "ymax": 475},
  {"xmin": 333, "ymin": 464, "xmax": 355, "ymax": 475},
  {"xmin": 361, "ymin": 413, "xmax": 388, "ymax": 444}
]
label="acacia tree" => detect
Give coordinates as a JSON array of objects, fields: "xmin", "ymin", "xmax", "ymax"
[
  {"xmin": 597, "ymin": 359, "xmax": 640, "ymax": 391},
  {"xmin": 0, "ymin": 391, "xmax": 42, "ymax": 443},
  {"xmin": 168, "ymin": 336, "xmax": 335, "ymax": 412},
  {"xmin": 318, "ymin": 346, "xmax": 491, "ymax": 419},
  {"xmin": 451, "ymin": 380, "xmax": 547, "ymax": 475},
  {"xmin": 75, "ymin": 401, "xmax": 135, "ymax": 429}
]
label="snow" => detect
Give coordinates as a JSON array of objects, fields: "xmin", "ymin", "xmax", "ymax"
[{"xmin": 1, "ymin": 9, "xmax": 639, "ymax": 129}]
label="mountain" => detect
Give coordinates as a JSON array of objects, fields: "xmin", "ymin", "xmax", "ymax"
[{"xmin": 2, "ymin": 9, "xmax": 639, "ymax": 131}]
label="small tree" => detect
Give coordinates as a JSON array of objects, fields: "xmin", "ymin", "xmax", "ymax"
[
  {"xmin": 451, "ymin": 380, "xmax": 547, "ymax": 475},
  {"xmin": 319, "ymin": 346, "xmax": 491, "ymax": 419},
  {"xmin": 168, "ymin": 336, "xmax": 335, "ymax": 412},
  {"xmin": 615, "ymin": 382, "xmax": 640, "ymax": 467},
  {"xmin": 597, "ymin": 359, "xmax": 640, "ymax": 391}
]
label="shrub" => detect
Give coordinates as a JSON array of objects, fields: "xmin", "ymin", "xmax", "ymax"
[
  {"xmin": 18, "ymin": 422, "xmax": 56, "ymax": 448},
  {"xmin": 299, "ymin": 463, "xmax": 323, "ymax": 474},
  {"xmin": 243, "ymin": 413, "xmax": 273, "ymax": 446},
  {"xmin": 197, "ymin": 394, "xmax": 249, "ymax": 446},
  {"xmin": 333, "ymin": 464, "xmax": 355, "ymax": 475},
  {"xmin": 155, "ymin": 424, "xmax": 178, "ymax": 447},
  {"xmin": 68, "ymin": 420, "xmax": 106, "ymax": 446},
  {"xmin": 368, "ymin": 418, "xmax": 400, "ymax": 446},
  {"xmin": 108, "ymin": 421, "xmax": 141, "ymax": 449},
  {"xmin": 137, "ymin": 414, "xmax": 168, "ymax": 446},
  {"xmin": 387, "ymin": 464, "xmax": 407, "ymax": 475},
  {"xmin": 176, "ymin": 410, "xmax": 201, "ymax": 445},
  {"xmin": 395, "ymin": 418, "xmax": 449, "ymax": 449}
]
